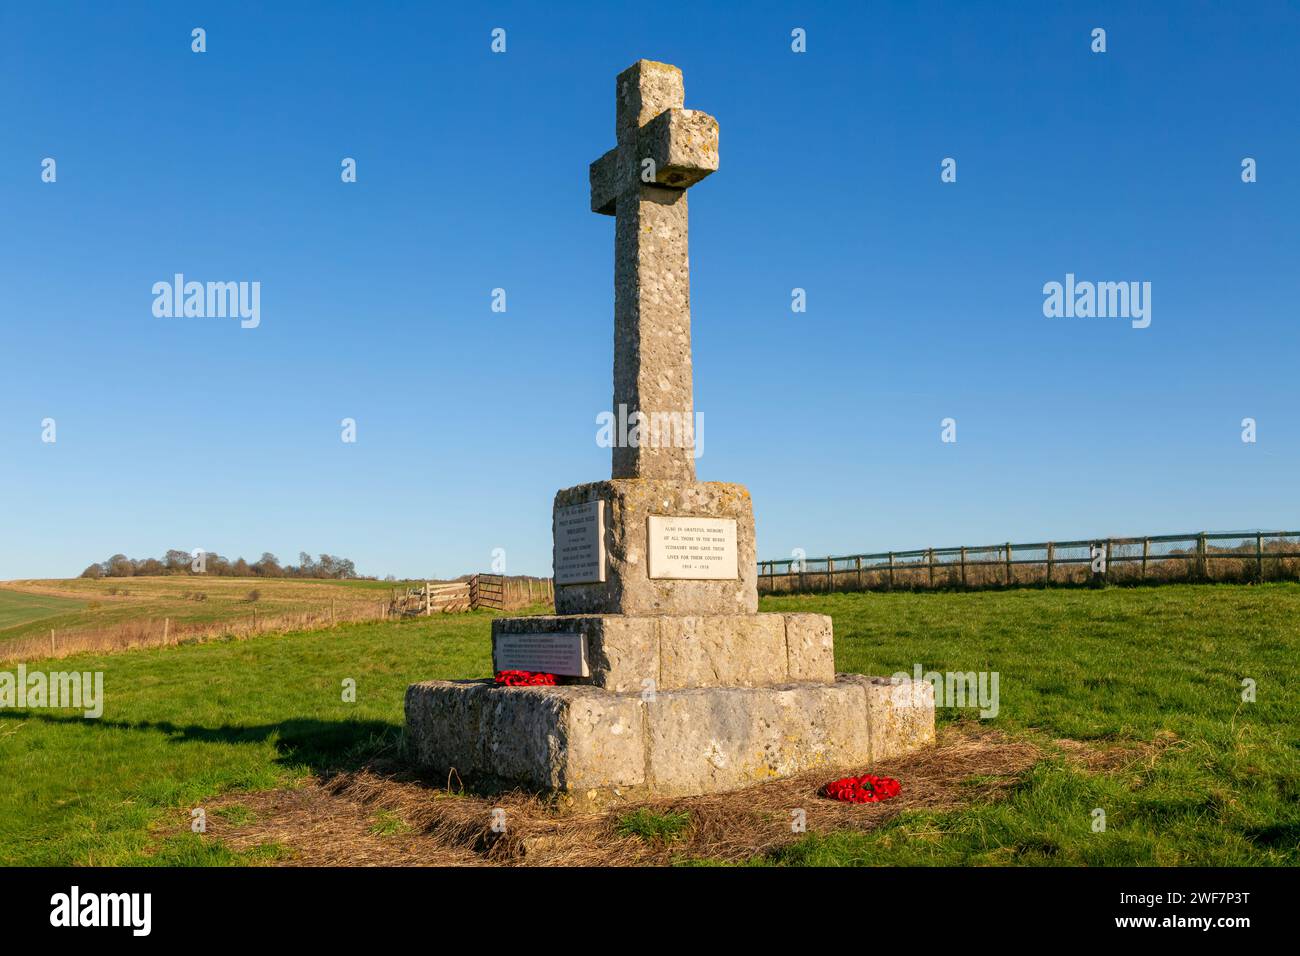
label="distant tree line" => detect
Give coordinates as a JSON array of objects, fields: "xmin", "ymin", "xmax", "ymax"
[{"xmin": 79, "ymin": 550, "xmax": 367, "ymax": 580}]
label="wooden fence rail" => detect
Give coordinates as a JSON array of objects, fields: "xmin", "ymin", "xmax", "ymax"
[
  {"xmin": 758, "ymin": 530, "xmax": 1300, "ymax": 594},
  {"xmin": 390, "ymin": 575, "xmax": 554, "ymax": 615}
]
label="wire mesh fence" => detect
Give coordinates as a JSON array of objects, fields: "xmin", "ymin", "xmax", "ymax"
[{"xmin": 758, "ymin": 531, "xmax": 1300, "ymax": 594}]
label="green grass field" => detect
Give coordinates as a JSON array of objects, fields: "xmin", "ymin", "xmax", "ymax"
[
  {"xmin": 0, "ymin": 589, "xmax": 86, "ymax": 629},
  {"xmin": 0, "ymin": 584, "xmax": 1296, "ymax": 866}
]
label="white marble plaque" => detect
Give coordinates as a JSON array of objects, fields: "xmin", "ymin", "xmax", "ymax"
[
  {"xmin": 647, "ymin": 515, "xmax": 739, "ymax": 580},
  {"xmin": 554, "ymin": 500, "xmax": 606, "ymax": 585},
  {"xmin": 495, "ymin": 632, "xmax": 589, "ymax": 676}
]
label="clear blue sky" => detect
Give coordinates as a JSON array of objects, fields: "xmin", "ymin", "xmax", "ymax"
[{"xmin": 2, "ymin": 1, "xmax": 1297, "ymax": 580}]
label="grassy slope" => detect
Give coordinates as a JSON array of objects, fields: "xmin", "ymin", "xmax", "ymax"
[
  {"xmin": 0, "ymin": 585, "xmax": 1296, "ymax": 866},
  {"xmin": 0, "ymin": 576, "xmax": 405, "ymax": 650},
  {"xmin": 0, "ymin": 589, "xmax": 86, "ymax": 629}
]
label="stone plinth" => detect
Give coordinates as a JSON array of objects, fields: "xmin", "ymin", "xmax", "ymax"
[
  {"xmin": 492, "ymin": 612, "xmax": 834, "ymax": 692},
  {"xmin": 405, "ymin": 675, "xmax": 935, "ymax": 804},
  {"xmin": 553, "ymin": 478, "xmax": 757, "ymax": 616}
]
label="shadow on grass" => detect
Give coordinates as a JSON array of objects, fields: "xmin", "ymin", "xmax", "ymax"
[
  {"xmin": 0, "ymin": 711, "xmax": 399, "ymax": 775},
  {"xmin": 1242, "ymin": 822, "xmax": 1300, "ymax": 849}
]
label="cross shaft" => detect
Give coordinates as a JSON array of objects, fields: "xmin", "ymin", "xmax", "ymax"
[{"xmin": 589, "ymin": 60, "xmax": 719, "ymax": 481}]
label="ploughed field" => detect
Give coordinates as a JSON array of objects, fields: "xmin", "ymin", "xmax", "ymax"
[{"xmin": 0, "ymin": 584, "xmax": 1295, "ymax": 866}]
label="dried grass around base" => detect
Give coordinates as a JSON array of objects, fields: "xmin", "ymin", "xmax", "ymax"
[{"xmin": 185, "ymin": 724, "xmax": 1134, "ymax": 866}]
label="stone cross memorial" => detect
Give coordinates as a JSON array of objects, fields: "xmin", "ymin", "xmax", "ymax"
[{"xmin": 406, "ymin": 61, "xmax": 934, "ymax": 803}]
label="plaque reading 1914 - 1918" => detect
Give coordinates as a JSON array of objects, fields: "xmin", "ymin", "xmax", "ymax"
[
  {"xmin": 493, "ymin": 631, "xmax": 590, "ymax": 677},
  {"xmin": 554, "ymin": 500, "xmax": 606, "ymax": 584},
  {"xmin": 646, "ymin": 515, "xmax": 738, "ymax": 580}
]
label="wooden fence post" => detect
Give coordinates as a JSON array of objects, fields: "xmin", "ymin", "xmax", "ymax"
[
  {"xmin": 425, "ymin": 582, "xmax": 431, "ymax": 616},
  {"xmin": 50, "ymin": 629, "xmax": 55, "ymax": 656},
  {"xmin": 163, "ymin": 617, "xmax": 170, "ymax": 645},
  {"xmin": 751, "ymin": 529, "xmax": 1299, "ymax": 595}
]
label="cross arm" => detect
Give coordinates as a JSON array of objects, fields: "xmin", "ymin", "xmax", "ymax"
[
  {"xmin": 589, "ymin": 147, "xmax": 618, "ymax": 215},
  {"xmin": 643, "ymin": 108, "xmax": 719, "ymax": 189},
  {"xmin": 589, "ymin": 108, "xmax": 720, "ymax": 216}
]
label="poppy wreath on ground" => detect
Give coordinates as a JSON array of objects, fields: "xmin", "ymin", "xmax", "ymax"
[
  {"xmin": 822, "ymin": 773, "xmax": 902, "ymax": 803},
  {"xmin": 494, "ymin": 670, "xmax": 557, "ymax": 686}
]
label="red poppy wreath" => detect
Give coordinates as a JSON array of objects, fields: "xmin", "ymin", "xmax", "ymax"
[
  {"xmin": 822, "ymin": 774, "xmax": 901, "ymax": 803},
  {"xmin": 494, "ymin": 670, "xmax": 557, "ymax": 686}
]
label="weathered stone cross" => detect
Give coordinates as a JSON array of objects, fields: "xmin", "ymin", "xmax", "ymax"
[{"xmin": 589, "ymin": 60, "xmax": 719, "ymax": 483}]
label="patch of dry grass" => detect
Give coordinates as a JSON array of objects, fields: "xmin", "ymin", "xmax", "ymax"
[
  {"xmin": 191, "ymin": 726, "xmax": 1072, "ymax": 866},
  {"xmin": 0, "ymin": 602, "xmax": 394, "ymax": 663},
  {"xmin": 0, "ymin": 577, "xmax": 407, "ymax": 662}
]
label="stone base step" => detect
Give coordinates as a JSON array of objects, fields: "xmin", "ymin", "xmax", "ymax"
[
  {"xmin": 405, "ymin": 674, "xmax": 935, "ymax": 804},
  {"xmin": 492, "ymin": 611, "xmax": 835, "ymax": 692}
]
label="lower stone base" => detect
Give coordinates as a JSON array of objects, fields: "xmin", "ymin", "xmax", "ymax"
[{"xmin": 404, "ymin": 674, "xmax": 935, "ymax": 804}]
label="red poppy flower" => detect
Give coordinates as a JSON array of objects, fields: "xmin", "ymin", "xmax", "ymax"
[
  {"xmin": 494, "ymin": 670, "xmax": 557, "ymax": 686},
  {"xmin": 822, "ymin": 773, "xmax": 901, "ymax": 803}
]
